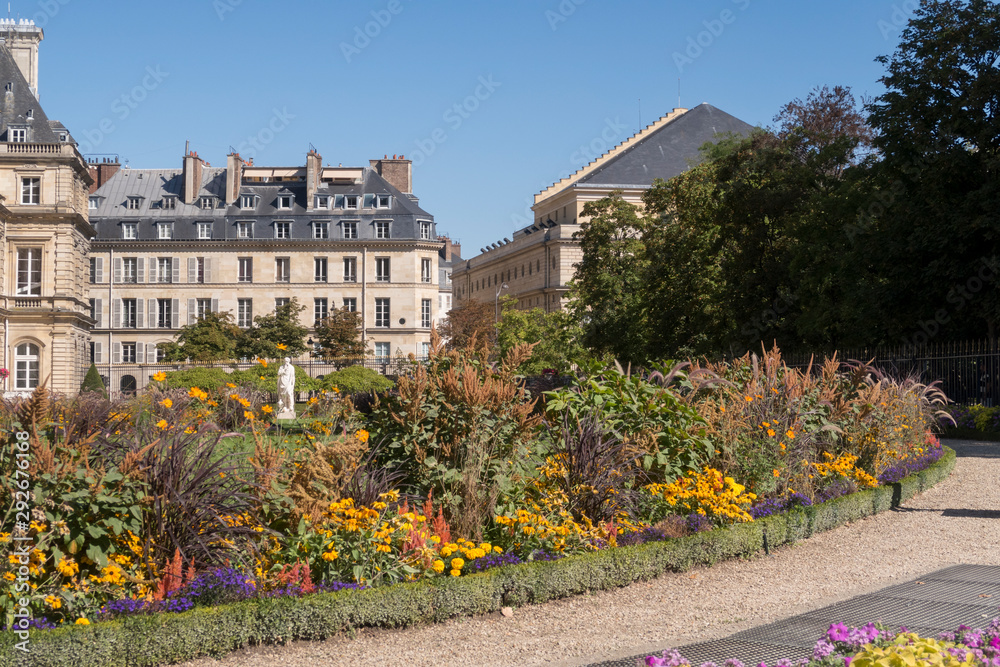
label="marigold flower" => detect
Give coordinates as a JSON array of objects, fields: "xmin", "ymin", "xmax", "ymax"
[
  {"xmin": 156, "ymin": 419, "xmax": 169, "ymax": 430},
  {"xmin": 432, "ymin": 559, "xmax": 445, "ymax": 573},
  {"xmin": 355, "ymin": 429, "xmax": 370, "ymax": 443},
  {"xmin": 160, "ymin": 398, "xmax": 173, "ymax": 409},
  {"xmin": 75, "ymin": 618, "xmax": 90, "ymax": 625},
  {"xmin": 449, "ymin": 569, "xmax": 461, "ymax": 577},
  {"xmin": 451, "ymin": 557, "xmax": 464, "ymax": 570}
]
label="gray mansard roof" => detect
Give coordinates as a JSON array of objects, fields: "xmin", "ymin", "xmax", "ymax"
[
  {"xmin": 0, "ymin": 42, "xmax": 62, "ymax": 143},
  {"xmin": 90, "ymin": 167, "xmax": 435, "ymax": 243},
  {"xmin": 575, "ymin": 103, "xmax": 755, "ymax": 188}
]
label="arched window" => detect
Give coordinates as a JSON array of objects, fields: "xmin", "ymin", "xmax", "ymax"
[
  {"xmin": 14, "ymin": 343, "xmax": 39, "ymax": 390},
  {"xmin": 120, "ymin": 375, "xmax": 137, "ymax": 395}
]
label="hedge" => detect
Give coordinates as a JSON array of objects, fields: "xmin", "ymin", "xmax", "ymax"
[{"xmin": 0, "ymin": 446, "xmax": 956, "ymax": 667}]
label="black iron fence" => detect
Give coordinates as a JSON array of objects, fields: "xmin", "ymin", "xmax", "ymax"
[
  {"xmin": 96, "ymin": 356, "xmax": 423, "ymax": 400},
  {"xmin": 781, "ymin": 339, "xmax": 1000, "ymax": 406}
]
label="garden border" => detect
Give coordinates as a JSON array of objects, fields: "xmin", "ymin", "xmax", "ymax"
[{"xmin": 0, "ymin": 447, "xmax": 956, "ymax": 667}]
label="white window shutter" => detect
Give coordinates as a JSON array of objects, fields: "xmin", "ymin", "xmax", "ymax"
[
  {"xmin": 112, "ymin": 342, "xmax": 121, "ymax": 364},
  {"xmin": 148, "ymin": 258, "xmax": 158, "ymax": 283},
  {"xmin": 172, "ymin": 258, "xmax": 180, "ymax": 283},
  {"xmin": 204, "ymin": 257, "xmax": 213, "ymax": 283},
  {"xmin": 95, "ymin": 299, "xmax": 103, "ymax": 328},
  {"xmin": 112, "ymin": 298, "xmax": 121, "ymax": 328},
  {"xmin": 136, "ymin": 301, "xmax": 144, "ymax": 329},
  {"xmin": 171, "ymin": 299, "xmax": 179, "ymax": 329},
  {"xmin": 147, "ymin": 343, "xmax": 157, "ymax": 363},
  {"xmin": 188, "ymin": 299, "xmax": 196, "ymax": 324},
  {"xmin": 95, "ymin": 257, "xmax": 104, "ymax": 283},
  {"xmin": 211, "ymin": 298, "xmax": 218, "ymax": 313},
  {"xmin": 148, "ymin": 299, "xmax": 156, "ymax": 329},
  {"xmin": 137, "ymin": 257, "xmax": 145, "ymax": 283},
  {"xmin": 188, "ymin": 257, "xmax": 196, "ymax": 283},
  {"xmin": 113, "ymin": 257, "xmax": 122, "ymax": 284},
  {"xmin": 94, "ymin": 342, "xmax": 103, "ymax": 364},
  {"xmin": 136, "ymin": 342, "xmax": 145, "ymax": 364}
]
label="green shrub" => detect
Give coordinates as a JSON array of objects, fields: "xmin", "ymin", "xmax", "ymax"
[
  {"xmin": 79, "ymin": 363, "xmax": 107, "ymax": 398},
  {"xmin": 318, "ymin": 366, "xmax": 394, "ymax": 395},
  {"xmin": 161, "ymin": 367, "xmax": 236, "ymax": 392}
]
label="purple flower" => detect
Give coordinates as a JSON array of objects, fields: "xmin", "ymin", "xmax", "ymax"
[
  {"xmin": 828, "ymin": 622, "xmax": 850, "ymax": 643},
  {"xmin": 646, "ymin": 657, "xmax": 667, "ymax": 667},
  {"xmin": 813, "ymin": 640, "xmax": 836, "ymax": 659}
]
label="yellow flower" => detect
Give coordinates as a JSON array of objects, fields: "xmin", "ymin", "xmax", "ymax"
[
  {"xmin": 256, "ymin": 357, "xmax": 268, "ymax": 368},
  {"xmin": 451, "ymin": 558, "xmax": 464, "ymax": 570},
  {"xmin": 188, "ymin": 387, "xmax": 208, "ymax": 401},
  {"xmin": 276, "ymin": 343, "xmax": 288, "ymax": 351},
  {"xmin": 261, "ymin": 405, "xmax": 273, "ymax": 414},
  {"xmin": 355, "ymin": 429, "xmax": 370, "ymax": 443},
  {"xmin": 151, "ymin": 371, "xmax": 166, "ymax": 382},
  {"xmin": 227, "ymin": 382, "xmax": 236, "ymax": 389},
  {"xmin": 449, "ymin": 569, "xmax": 461, "ymax": 577},
  {"xmin": 75, "ymin": 618, "xmax": 90, "ymax": 625},
  {"xmin": 745, "ymin": 395, "xmax": 753, "ymax": 402},
  {"xmin": 160, "ymin": 398, "xmax": 173, "ymax": 409},
  {"xmin": 773, "ymin": 469, "xmax": 780, "ymax": 477},
  {"xmin": 45, "ymin": 595, "xmax": 62, "ymax": 609},
  {"xmin": 767, "ymin": 429, "xmax": 776, "ymax": 437},
  {"xmin": 786, "ymin": 430, "xmax": 795, "ymax": 439},
  {"xmin": 156, "ymin": 419, "xmax": 169, "ymax": 430},
  {"xmin": 493, "ymin": 545, "xmax": 503, "ymax": 553},
  {"xmin": 322, "ymin": 550, "xmax": 339, "ymax": 562}
]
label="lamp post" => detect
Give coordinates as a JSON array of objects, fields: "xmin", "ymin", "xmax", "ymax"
[
  {"xmin": 495, "ymin": 282, "xmax": 509, "ymax": 324},
  {"xmin": 307, "ymin": 337, "xmax": 314, "ymax": 388}
]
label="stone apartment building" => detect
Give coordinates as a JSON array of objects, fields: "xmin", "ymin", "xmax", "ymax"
[
  {"xmin": 0, "ymin": 20, "xmax": 94, "ymax": 395},
  {"xmin": 452, "ymin": 104, "xmax": 754, "ymax": 313},
  {"xmin": 87, "ymin": 150, "xmax": 444, "ymax": 385}
]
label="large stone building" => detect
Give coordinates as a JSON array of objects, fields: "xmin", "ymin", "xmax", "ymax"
[
  {"xmin": 87, "ymin": 150, "xmax": 443, "ymax": 384},
  {"xmin": 0, "ymin": 20, "xmax": 94, "ymax": 395},
  {"xmin": 452, "ymin": 104, "xmax": 754, "ymax": 312}
]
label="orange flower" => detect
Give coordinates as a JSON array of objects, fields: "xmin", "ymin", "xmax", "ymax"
[
  {"xmin": 773, "ymin": 469, "xmax": 780, "ymax": 477},
  {"xmin": 151, "ymin": 371, "xmax": 166, "ymax": 382}
]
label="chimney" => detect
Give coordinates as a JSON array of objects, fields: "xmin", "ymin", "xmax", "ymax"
[
  {"xmin": 87, "ymin": 156, "xmax": 121, "ymax": 194},
  {"xmin": 182, "ymin": 147, "xmax": 204, "ymax": 205},
  {"xmin": 225, "ymin": 151, "xmax": 245, "ymax": 205},
  {"xmin": 306, "ymin": 148, "xmax": 322, "ymax": 207},
  {"xmin": 369, "ymin": 155, "xmax": 412, "ymax": 194},
  {"xmin": 3, "ymin": 20, "xmax": 43, "ymax": 99}
]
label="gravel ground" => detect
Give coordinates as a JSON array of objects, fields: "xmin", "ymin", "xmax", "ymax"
[{"xmin": 177, "ymin": 439, "xmax": 1000, "ymax": 667}]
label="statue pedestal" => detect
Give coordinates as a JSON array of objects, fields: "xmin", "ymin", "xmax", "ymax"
[{"xmin": 276, "ymin": 408, "xmax": 296, "ymax": 421}]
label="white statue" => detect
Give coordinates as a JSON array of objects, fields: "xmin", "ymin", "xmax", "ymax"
[{"xmin": 276, "ymin": 357, "xmax": 296, "ymax": 418}]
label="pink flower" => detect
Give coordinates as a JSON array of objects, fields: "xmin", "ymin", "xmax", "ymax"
[
  {"xmin": 646, "ymin": 658, "xmax": 667, "ymax": 667},
  {"xmin": 828, "ymin": 623, "xmax": 850, "ymax": 643}
]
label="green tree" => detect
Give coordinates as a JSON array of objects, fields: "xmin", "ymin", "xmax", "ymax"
[
  {"xmin": 865, "ymin": 0, "xmax": 1000, "ymax": 344},
  {"xmin": 440, "ymin": 299, "xmax": 496, "ymax": 351},
  {"xmin": 79, "ymin": 363, "xmax": 108, "ymax": 398},
  {"xmin": 159, "ymin": 310, "xmax": 243, "ymax": 362},
  {"xmin": 568, "ymin": 192, "xmax": 650, "ymax": 365},
  {"xmin": 313, "ymin": 306, "xmax": 367, "ymax": 362},
  {"xmin": 235, "ymin": 298, "xmax": 310, "ymax": 360},
  {"xmin": 496, "ymin": 295, "xmax": 588, "ymax": 374}
]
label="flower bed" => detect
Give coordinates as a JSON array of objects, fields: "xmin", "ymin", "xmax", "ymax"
[
  {"xmin": 0, "ymin": 343, "xmax": 955, "ymax": 664},
  {"xmin": 645, "ymin": 616, "xmax": 1000, "ymax": 667}
]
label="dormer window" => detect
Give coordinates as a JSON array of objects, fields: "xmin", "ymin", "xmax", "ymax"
[
  {"xmin": 25, "ymin": 109, "xmax": 32, "ymax": 119},
  {"xmin": 315, "ymin": 195, "xmax": 330, "ymax": 209},
  {"xmin": 277, "ymin": 194, "xmax": 293, "ymax": 209},
  {"xmin": 161, "ymin": 196, "xmax": 177, "ymax": 210},
  {"xmin": 126, "ymin": 197, "xmax": 142, "ymax": 210},
  {"xmin": 240, "ymin": 194, "xmax": 256, "ymax": 210},
  {"xmin": 199, "ymin": 196, "xmax": 215, "ymax": 210},
  {"xmin": 89, "ymin": 197, "xmax": 99, "ymax": 210},
  {"xmin": 344, "ymin": 195, "xmax": 358, "ymax": 210},
  {"xmin": 59, "ymin": 132, "xmax": 68, "ymax": 142},
  {"xmin": 9, "ymin": 127, "xmax": 26, "ymax": 143},
  {"xmin": 376, "ymin": 194, "xmax": 391, "ymax": 209}
]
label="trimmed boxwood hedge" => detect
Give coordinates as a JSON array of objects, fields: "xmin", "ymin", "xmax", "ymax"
[{"xmin": 0, "ymin": 447, "xmax": 956, "ymax": 667}]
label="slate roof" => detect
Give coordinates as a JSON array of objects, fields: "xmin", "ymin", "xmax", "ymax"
[
  {"xmin": 0, "ymin": 41, "xmax": 60, "ymax": 143},
  {"xmin": 574, "ymin": 103, "xmax": 755, "ymax": 188},
  {"xmin": 90, "ymin": 165, "xmax": 436, "ymax": 243}
]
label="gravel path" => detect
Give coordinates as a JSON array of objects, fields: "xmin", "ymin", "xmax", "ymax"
[{"xmin": 178, "ymin": 440, "xmax": 1000, "ymax": 667}]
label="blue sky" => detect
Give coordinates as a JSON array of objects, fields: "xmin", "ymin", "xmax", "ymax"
[{"xmin": 30, "ymin": 0, "xmax": 913, "ymax": 254}]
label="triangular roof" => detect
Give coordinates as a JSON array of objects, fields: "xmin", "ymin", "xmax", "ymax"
[
  {"xmin": 0, "ymin": 42, "xmax": 59, "ymax": 143},
  {"xmin": 535, "ymin": 103, "xmax": 755, "ymax": 204}
]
